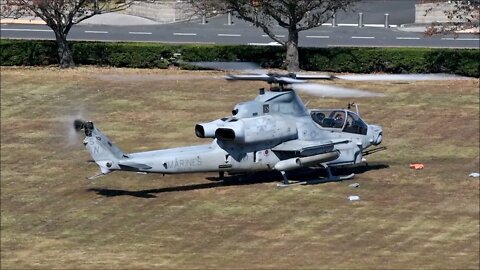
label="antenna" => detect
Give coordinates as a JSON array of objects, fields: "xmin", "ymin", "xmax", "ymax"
[{"xmin": 348, "ymin": 102, "xmax": 360, "ymax": 116}]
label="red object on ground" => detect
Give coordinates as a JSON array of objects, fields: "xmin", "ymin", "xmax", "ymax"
[{"xmin": 409, "ymin": 163, "xmax": 425, "ymax": 170}]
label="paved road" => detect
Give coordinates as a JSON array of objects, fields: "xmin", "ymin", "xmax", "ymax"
[
  {"xmin": 334, "ymin": 0, "xmax": 416, "ymax": 25},
  {"xmin": 2, "ymin": 22, "xmax": 479, "ymax": 49},
  {"xmin": 1, "ymin": 0, "xmax": 479, "ymax": 48}
]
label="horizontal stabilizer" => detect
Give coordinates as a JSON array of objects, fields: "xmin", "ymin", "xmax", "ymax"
[{"xmin": 118, "ymin": 162, "xmax": 152, "ymax": 171}]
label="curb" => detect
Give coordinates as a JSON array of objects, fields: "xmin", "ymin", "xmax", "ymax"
[
  {"xmin": 0, "ymin": 18, "xmax": 46, "ymax": 25},
  {"xmin": 399, "ymin": 23, "xmax": 480, "ymax": 34}
]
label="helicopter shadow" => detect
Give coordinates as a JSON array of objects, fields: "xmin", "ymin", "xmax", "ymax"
[
  {"xmin": 87, "ymin": 162, "xmax": 389, "ymax": 199},
  {"xmin": 87, "ymin": 172, "xmax": 280, "ymax": 199}
]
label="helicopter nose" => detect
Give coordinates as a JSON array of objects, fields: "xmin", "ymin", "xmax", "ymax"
[
  {"xmin": 369, "ymin": 125, "xmax": 383, "ymax": 145},
  {"xmin": 375, "ymin": 132, "xmax": 383, "ymax": 145}
]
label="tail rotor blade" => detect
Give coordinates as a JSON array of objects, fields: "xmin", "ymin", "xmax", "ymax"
[{"xmin": 73, "ymin": 119, "xmax": 85, "ymax": 132}]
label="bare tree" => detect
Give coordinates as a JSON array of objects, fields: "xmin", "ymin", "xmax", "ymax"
[
  {"xmin": 424, "ymin": 0, "xmax": 480, "ymax": 36},
  {"xmin": 203, "ymin": 0, "xmax": 358, "ymax": 72},
  {"xmin": 2, "ymin": 0, "xmax": 131, "ymax": 68}
]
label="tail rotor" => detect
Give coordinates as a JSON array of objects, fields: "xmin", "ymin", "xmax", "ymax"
[
  {"xmin": 73, "ymin": 119, "xmax": 85, "ymax": 132},
  {"xmin": 72, "ymin": 119, "xmax": 94, "ymax": 137}
]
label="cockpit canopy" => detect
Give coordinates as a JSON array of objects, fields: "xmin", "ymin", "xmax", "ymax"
[{"xmin": 311, "ymin": 109, "xmax": 368, "ymax": 135}]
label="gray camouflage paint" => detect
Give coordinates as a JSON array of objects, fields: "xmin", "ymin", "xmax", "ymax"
[{"xmin": 83, "ymin": 89, "xmax": 383, "ymax": 176}]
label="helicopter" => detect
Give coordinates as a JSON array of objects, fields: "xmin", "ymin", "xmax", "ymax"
[{"xmin": 75, "ymin": 72, "xmax": 386, "ymax": 187}]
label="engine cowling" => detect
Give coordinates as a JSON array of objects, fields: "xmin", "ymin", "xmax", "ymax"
[
  {"xmin": 215, "ymin": 115, "xmax": 297, "ymax": 144},
  {"xmin": 195, "ymin": 119, "xmax": 225, "ymax": 138}
]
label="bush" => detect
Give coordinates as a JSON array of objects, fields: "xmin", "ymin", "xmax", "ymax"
[
  {"xmin": 0, "ymin": 39, "xmax": 57, "ymax": 66},
  {"xmin": 1, "ymin": 39, "xmax": 478, "ymax": 77},
  {"xmin": 299, "ymin": 47, "xmax": 479, "ymax": 77}
]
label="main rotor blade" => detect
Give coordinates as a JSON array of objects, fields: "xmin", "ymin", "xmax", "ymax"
[
  {"xmin": 225, "ymin": 74, "xmax": 271, "ymax": 81},
  {"xmin": 334, "ymin": 73, "xmax": 469, "ymax": 81},
  {"xmin": 295, "ymin": 73, "xmax": 334, "ymax": 80},
  {"xmin": 186, "ymin": 61, "xmax": 263, "ymax": 72},
  {"xmin": 277, "ymin": 77, "xmax": 306, "ymax": 84},
  {"xmin": 294, "ymin": 83, "xmax": 385, "ymax": 98},
  {"xmin": 226, "ymin": 74, "xmax": 306, "ymax": 84}
]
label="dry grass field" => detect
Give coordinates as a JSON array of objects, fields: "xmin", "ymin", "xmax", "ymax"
[{"xmin": 1, "ymin": 67, "xmax": 479, "ymax": 269}]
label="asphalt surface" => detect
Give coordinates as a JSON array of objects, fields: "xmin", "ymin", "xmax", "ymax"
[
  {"xmin": 333, "ymin": 0, "xmax": 416, "ymax": 25},
  {"xmin": 2, "ymin": 21, "xmax": 479, "ymax": 48},
  {"xmin": 1, "ymin": 0, "xmax": 479, "ymax": 49}
]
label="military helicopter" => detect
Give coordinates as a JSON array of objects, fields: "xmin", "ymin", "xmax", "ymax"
[{"xmin": 74, "ymin": 71, "xmax": 386, "ymax": 187}]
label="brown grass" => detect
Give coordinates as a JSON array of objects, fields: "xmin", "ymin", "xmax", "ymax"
[{"xmin": 1, "ymin": 67, "xmax": 479, "ymax": 269}]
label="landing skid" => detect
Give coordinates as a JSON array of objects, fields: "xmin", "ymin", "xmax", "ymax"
[
  {"xmin": 301, "ymin": 173, "xmax": 355, "ymax": 185},
  {"xmin": 276, "ymin": 167, "xmax": 354, "ymax": 187}
]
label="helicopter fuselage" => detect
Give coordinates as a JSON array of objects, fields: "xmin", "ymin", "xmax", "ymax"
[{"xmin": 81, "ymin": 89, "xmax": 383, "ymax": 179}]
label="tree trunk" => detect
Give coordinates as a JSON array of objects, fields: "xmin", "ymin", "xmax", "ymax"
[
  {"xmin": 54, "ymin": 31, "xmax": 75, "ymax": 68},
  {"xmin": 285, "ymin": 30, "xmax": 300, "ymax": 72}
]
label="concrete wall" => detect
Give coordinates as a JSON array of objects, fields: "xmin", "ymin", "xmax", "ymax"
[
  {"xmin": 125, "ymin": 0, "xmax": 195, "ymax": 23},
  {"xmin": 415, "ymin": 2, "xmax": 477, "ymax": 23}
]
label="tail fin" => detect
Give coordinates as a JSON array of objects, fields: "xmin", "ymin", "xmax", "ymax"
[{"xmin": 81, "ymin": 121, "xmax": 125, "ymax": 175}]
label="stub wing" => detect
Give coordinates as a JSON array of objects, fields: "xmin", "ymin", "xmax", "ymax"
[
  {"xmin": 272, "ymin": 138, "xmax": 350, "ymax": 157},
  {"xmin": 272, "ymin": 139, "xmax": 350, "ymax": 171}
]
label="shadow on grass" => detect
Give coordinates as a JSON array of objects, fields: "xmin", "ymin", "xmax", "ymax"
[{"xmin": 87, "ymin": 162, "xmax": 389, "ymax": 198}]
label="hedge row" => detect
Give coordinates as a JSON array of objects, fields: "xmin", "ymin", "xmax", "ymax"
[{"xmin": 1, "ymin": 39, "xmax": 478, "ymax": 77}]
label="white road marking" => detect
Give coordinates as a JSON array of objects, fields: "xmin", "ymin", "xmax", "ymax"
[
  {"xmin": 442, "ymin": 37, "xmax": 480, "ymax": 41},
  {"xmin": 351, "ymin": 36, "xmax": 375, "ymax": 39},
  {"xmin": 321, "ymin": 23, "xmax": 397, "ymax": 27},
  {"xmin": 84, "ymin": 30, "xmax": 108, "ymax": 34},
  {"xmin": 1, "ymin": 28, "xmax": 52, "ymax": 32},
  {"xmin": 306, "ymin": 35, "xmax": 330, "ymax": 39},
  {"xmin": 218, "ymin": 33, "xmax": 241, "ymax": 37},
  {"xmin": 364, "ymin": 23, "xmax": 398, "ymax": 28},
  {"xmin": 129, "ymin": 31, "xmax": 152, "ymax": 35},
  {"xmin": 173, "ymin": 32, "xmax": 197, "ymax": 36},
  {"xmin": 396, "ymin": 37, "xmax": 421, "ymax": 40},
  {"xmin": 328, "ymin": 44, "xmax": 476, "ymax": 49}
]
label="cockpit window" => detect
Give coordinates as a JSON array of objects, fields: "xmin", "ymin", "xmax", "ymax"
[
  {"xmin": 343, "ymin": 112, "xmax": 367, "ymax": 135},
  {"xmin": 332, "ymin": 111, "xmax": 346, "ymax": 128},
  {"xmin": 311, "ymin": 111, "xmax": 325, "ymax": 124},
  {"xmin": 311, "ymin": 110, "xmax": 346, "ymax": 129}
]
